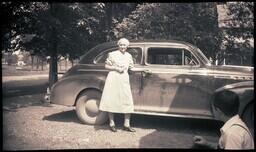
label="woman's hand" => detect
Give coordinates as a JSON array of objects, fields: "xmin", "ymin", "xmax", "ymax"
[
  {"xmin": 194, "ymin": 136, "xmax": 207, "ymax": 146},
  {"xmin": 105, "ymin": 64, "xmax": 124, "ymax": 73},
  {"xmin": 115, "ymin": 66, "xmax": 125, "ymax": 73}
]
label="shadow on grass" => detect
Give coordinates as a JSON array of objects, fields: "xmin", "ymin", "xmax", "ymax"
[
  {"xmin": 2, "ymin": 94, "xmax": 53, "ymax": 112},
  {"xmin": 93, "ymin": 124, "xmax": 110, "ymax": 131},
  {"xmin": 2, "ymin": 102, "xmax": 53, "ymax": 112},
  {"xmin": 93, "ymin": 113, "xmax": 131, "ymax": 131},
  {"xmin": 42, "ymin": 109, "xmax": 80, "ymax": 123},
  {"xmin": 138, "ymin": 129, "xmax": 218, "ymax": 149},
  {"xmin": 134, "ymin": 114, "xmax": 222, "ymax": 148},
  {"xmin": 3, "ymin": 81, "xmax": 49, "ymax": 98}
]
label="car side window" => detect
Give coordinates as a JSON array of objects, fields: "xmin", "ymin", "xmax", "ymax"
[
  {"xmin": 147, "ymin": 47, "xmax": 199, "ymax": 66},
  {"xmin": 94, "ymin": 47, "xmax": 142, "ymax": 64},
  {"xmin": 126, "ymin": 48, "xmax": 142, "ymax": 64}
]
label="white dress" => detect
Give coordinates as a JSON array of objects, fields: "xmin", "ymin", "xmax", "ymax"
[{"xmin": 99, "ymin": 50, "xmax": 134, "ymax": 113}]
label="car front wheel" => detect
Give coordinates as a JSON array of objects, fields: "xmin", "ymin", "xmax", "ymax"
[{"xmin": 75, "ymin": 90, "xmax": 108, "ymax": 125}]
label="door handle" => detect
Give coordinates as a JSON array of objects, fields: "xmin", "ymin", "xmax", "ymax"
[{"xmin": 140, "ymin": 69, "xmax": 152, "ymax": 93}]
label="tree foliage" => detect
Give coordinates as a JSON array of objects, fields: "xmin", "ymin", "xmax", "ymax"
[
  {"xmin": 114, "ymin": 3, "xmax": 221, "ymax": 58},
  {"xmin": 1, "ymin": 2, "xmax": 138, "ymax": 87},
  {"xmin": 94, "ymin": 3, "xmax": 138, "ymax": 42},
  {"xmin": 22, "ymin": 3, "xmax": 106, "ymax": 58},
  {"xmin": 221, "ymin": 2, "xmax": 254, "ymax": 66},
  {"xmin": 1, "ymin": 2, "xmax": 36, "ymax": 51},
  {"xmin": 3, "ymin": 3, "xmax": 137, "ymax": 57},
  {"xmin": 1, "ymin": 2, "xmax": 253, "ymax": 78},
  {"xmin": 1, "ymin": 2, "xmax": 107, "ymax": 86}
]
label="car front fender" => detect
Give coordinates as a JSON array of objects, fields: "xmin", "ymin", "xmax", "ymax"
[{"xmin": 211, "ymin": 81, "xmax": 254, "ymax": 120}]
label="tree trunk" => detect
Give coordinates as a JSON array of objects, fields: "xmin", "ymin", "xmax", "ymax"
[
  {"xmin": 105, "ymin": 4, "xmax": 113, "ymax": 41},
  {"xmin": 41, "ymin": 58, "xmax": 44, "ymax": 71},
  {"xmin": 31, "ymin": 55, "xmax": 34, "ymax": 70},
  {"xmin": 36, "ymin": 56, "xmax": 39, "ymax": 70},
  {"xmin": 48, "ymin": 3, "xmax": 58, "ymax": 89},
  {"xmin": 49, "ymin": 31, "xmax": 58, "ymax": 89}
]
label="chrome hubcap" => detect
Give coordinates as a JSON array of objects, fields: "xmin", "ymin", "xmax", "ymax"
[{"xmin": 85, "ymin": 99, "xmax": 99, "ymax": 116}]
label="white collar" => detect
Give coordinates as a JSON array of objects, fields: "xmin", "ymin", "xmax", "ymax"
[{"xmin": 220, "ymin": 114, "xmax": 244, "ymax": 134}]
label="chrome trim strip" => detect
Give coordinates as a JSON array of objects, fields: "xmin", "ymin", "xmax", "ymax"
[
  {"xmin": 144, "ymin": 70, "xmax": 252, "ymax": 78},
  {"xmin": 132, "ymin": 111, "xmax": 216, "ymax": 120},
  {"xmin": 222, "ymin": 65, "xmax": 254, "ymax": 69},
  {"xmin": 77, "ymin": 69, "xmax": 253, "ymax": 80},
  {"xmin": 78, "ymin": 69, "xmax": 108, "ymax": 72},
  {"xmin": 77, "ymin": 63, "xmax": 102, "ymax": 66}
]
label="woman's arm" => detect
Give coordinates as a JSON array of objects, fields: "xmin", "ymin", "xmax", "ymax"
[
  {"xmin": 105, "ymin": 52, "xmax": 124, "ymax": 73},
  {"xmin": 105, "ymin": 64, "xmax": 124, "ymax": 73}
]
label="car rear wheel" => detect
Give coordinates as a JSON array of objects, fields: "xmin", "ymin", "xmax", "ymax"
[
  {"xmin": 75, "ymin": 90, "xmax": 108, "ymax": 125},
  {"xmin": 242, "ymin": 101, "xmax": 254, "ymax": 138}
]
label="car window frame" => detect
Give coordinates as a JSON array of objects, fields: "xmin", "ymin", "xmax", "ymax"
[
  {"xmin": 144, "ymin": 45, "xmax": 201, "ymax": 67},
  {"xmin": 93, "ymin": 46, "xmax": 143, "ymax": 65}
]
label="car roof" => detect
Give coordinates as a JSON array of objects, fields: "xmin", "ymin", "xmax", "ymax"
[
  {"xmin": 79, "ymin": 39, "xmax": 208, "ymax": 64},
  {"xmin": 87, "ymin": 39, "xmax": 195, "ymax": 54},
  {"xmin": 79, "ymin": 40, "xmax": 191, "ymax": 63},
  {"xmin": 96, "ymin": 39, "xmax": 194, "ymax": 46}
]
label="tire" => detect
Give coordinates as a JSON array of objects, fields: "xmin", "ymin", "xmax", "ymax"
[
  {"xmin": 241, "ymin": 102, "xmax": 254, "ymax": 138},
  {"xmin": 75, "ymin": 90, "xmax": 108, "ymax": 125}
]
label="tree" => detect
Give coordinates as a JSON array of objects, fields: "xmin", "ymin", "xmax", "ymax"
[
  {"xmin": 221, "ymin": 2, "xmax": 254, "ymax": 66},
  {"xmin": 114, "ymin": 3, "xmax": 221, "ymax": 59},
  {"xmin": 2, "ymin": 2, "xmax": 139, "ymax": 87},
  {"xmin": 100, "ymin": 3, "xmax": 138, "ymax": 41},
  {"xmin": 1, "ymin": 2, "xmax": 34, "ymax": 52},
  {"xmin": 2, "ymin": 2, "xmax": 108, "ymax": 88}
]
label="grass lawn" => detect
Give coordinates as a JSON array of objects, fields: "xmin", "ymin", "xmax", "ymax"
[
  {"xmin": 2, "ymin": 64, "xmax": 49, "ymax": 76},
  {"xmin": 2, "ymin": 60, "xmax": 75, "ymax": 76}
]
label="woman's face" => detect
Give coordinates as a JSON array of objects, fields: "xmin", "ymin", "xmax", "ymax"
[{"xmin": 119, "ymin": 42, "xmax": 128, "ymax": 53}]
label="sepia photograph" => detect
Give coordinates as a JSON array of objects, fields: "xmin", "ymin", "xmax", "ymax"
[{"xmin": 2, "ymin": 2, "xmax": 254, "ymax": 150}]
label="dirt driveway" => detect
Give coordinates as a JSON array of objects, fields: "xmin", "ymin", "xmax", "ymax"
[{"xmin": 3, "ymin": 94, "xmax": 221, "ymax": 150}]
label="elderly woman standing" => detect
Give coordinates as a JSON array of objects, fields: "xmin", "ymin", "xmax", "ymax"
[{"xmin": 99, "ymin": 38, "xmax": 135, "ymax": 132}]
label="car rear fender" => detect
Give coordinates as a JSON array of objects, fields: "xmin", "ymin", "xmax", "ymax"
[
  {"xmin": 74, "ymin": 88, "xmax": 103, "ymax": 106},
  {"xmin": 211, "ymin": 81, "xmax": 254, "ymax": 120},
  {"xmin": 50, "ymin": 75, "xmax": 105, "ymax": 106}
]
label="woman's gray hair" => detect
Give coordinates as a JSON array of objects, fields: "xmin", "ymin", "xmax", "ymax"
[{"xmin": 117, "ymin": 38, "xmax": 130, "ymax": 46}]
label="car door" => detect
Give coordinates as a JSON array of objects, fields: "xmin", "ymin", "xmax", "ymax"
[
  {"xmin": 125, "ymin": 46, "xmax": 144, "ymax": 109},
  {"xmin": 94, "ymin": 45, "xmax": 144, "ymax": 109},
  {"xmin": 140, "ymin": 45, "xmax": 212, "ymax": 117}
]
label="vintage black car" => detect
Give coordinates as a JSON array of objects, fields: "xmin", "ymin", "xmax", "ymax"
[{"xmin": 49, "ymin": 40, "xmax": 254, "ymax": 134}]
